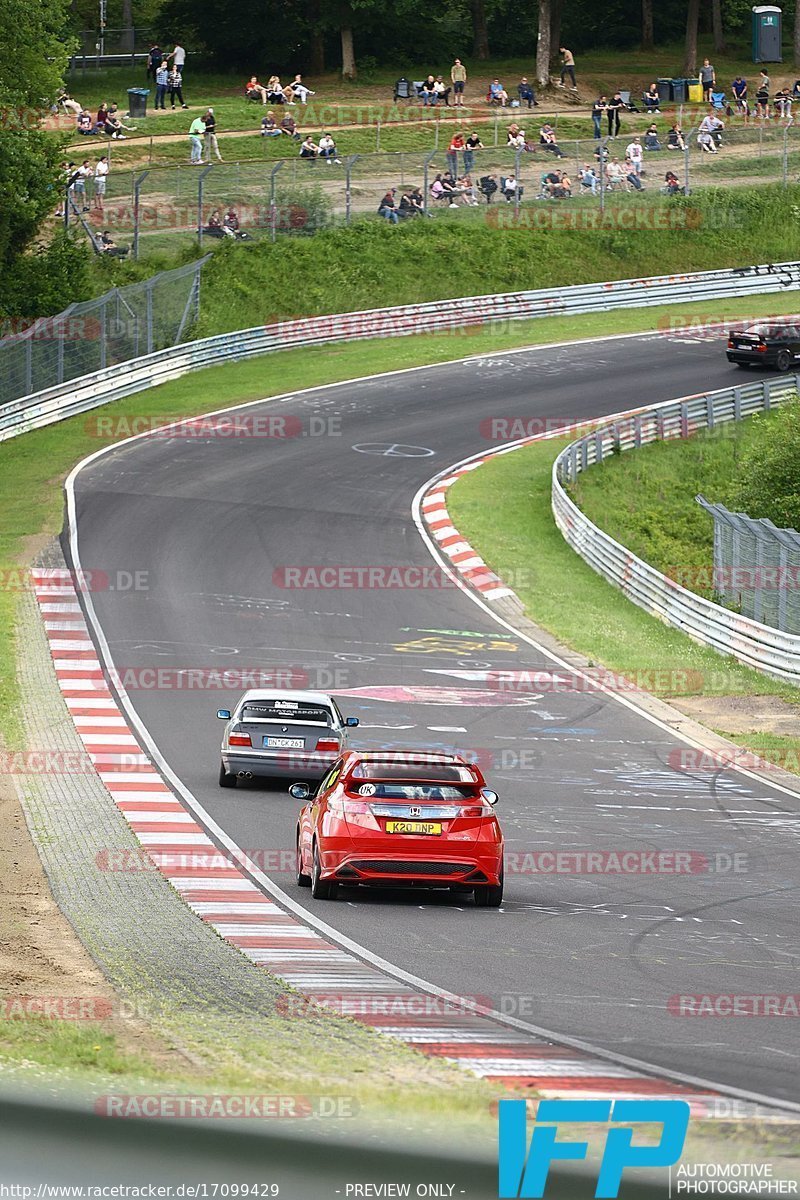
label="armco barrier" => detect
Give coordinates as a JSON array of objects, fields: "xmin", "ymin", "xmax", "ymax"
[
  {"xmin": 552, "ymin": 374, "xmax": 800, "ymax": 685},
  {"xmin": 2, "ymin": 259, "xmax": 800, "ymax": 441}
]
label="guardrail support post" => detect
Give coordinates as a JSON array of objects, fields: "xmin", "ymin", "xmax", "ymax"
[
  {"xmin": 763, "ymin": 381, "xmax": 772, "ymax": 411},
  {"xmin": 345, "ymin": 155, "xmax": 359, "ymax": 226},
  {"xmin": 733, "ymin": 388, "xmax": 742, "ymax": 421}
]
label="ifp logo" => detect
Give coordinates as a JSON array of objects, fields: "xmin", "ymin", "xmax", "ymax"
[{"xmin": 498, "ymin": 1098, "xmax": 690, "ymax": 1197}]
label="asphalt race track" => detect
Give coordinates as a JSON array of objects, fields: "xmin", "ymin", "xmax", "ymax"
[{"xmin": 68, "ymin": 331, "xmax": 800, "ymax": 1107}]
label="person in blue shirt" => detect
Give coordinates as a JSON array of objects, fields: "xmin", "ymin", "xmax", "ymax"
[
  {"xmin": 732, "ymin": 75, "xmax": 748, "ymax": 117},
  {"xmin": 155, "ymin": 62, "xmax": 169, "ymax": 109}
]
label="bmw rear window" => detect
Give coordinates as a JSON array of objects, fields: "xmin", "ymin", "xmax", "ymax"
[{"xmin": 240, "ymin": 701, "xmax": 333, "ymax": 725}]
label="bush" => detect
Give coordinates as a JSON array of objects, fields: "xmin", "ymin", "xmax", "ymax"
[{"xmin": 732, "ymin": 400, "xmax": 800, "ymax": 531}]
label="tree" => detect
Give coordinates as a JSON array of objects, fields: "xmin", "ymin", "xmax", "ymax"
[
  {"xmin": 795, "ymin": 1, "xmax": 800, "ymax": 67},
  {"xmin": 470, "ymin": 0, "xmax": 490, "ymax": 59},
  {"xmin": 733, "ymin": 403, "xmax": 800, "ymax": 531},
  {"xmin": 340, "ymin": 21, "xmax": 356, "ymax": 77},
  {"xmin": 550, "ymin": 0, "xmax": 562, "ymax": 65},
  {"xmin": 711, "ymin": 0, "xmax": 726, "ymax": 54},
  {"xmin": 641, "ymin": 0, "xmax": 654, "ymax": 50},
  {"xmin": 536, "ymin": 0, "xmax": 551, "ymax": 89},
  {"xmin": 683, "ymin": 0, "xmax": 700, "ymax": 75}
]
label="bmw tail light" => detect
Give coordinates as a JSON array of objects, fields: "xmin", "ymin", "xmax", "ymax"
[
  {"xmin": 727, "ymin": 339, "xmax": 734, "ymax": 348},
  {"xmin": 756, "ymin": 343, "xmax": 767, "ymax": 352},
  {"xmin": 228, "ymin": 732, "xmax": 252, "ymax": 747},
  {"xmin": 315, "ymin": 738, "xmax": 340, "ymax": 753}
]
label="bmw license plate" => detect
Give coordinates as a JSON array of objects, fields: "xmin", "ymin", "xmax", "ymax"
[
  {"xmin": 264, "ymin": 736, "xmax": 305, "ymax": 749},
  {"xmin": 385, "ymin": 821, "xmax": 442, "ymax": 835}
]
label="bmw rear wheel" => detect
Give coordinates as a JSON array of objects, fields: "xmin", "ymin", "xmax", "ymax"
[{"xmin": 776, "ymin": 349, "xmax": 792, "ymax": 372}]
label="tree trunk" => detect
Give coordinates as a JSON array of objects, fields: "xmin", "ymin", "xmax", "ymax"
[
  {"xmin": 550, "ymin": 0, "xmax": 562, "ymax": 66},
  {"xmin": 340, "ymin": 25, "xmax": 356, "ymax": 79},
  {"xmin": 308, "ymin": 0, "xmax": 325, "ymax": 74},
  {"xmin": 683, "ymin": 0, "xmax": 700, "ymax": 76},
  {"xmin": 711, "ymin": 0, "xmax": 726, "ymax": 53},
  {"xmin": 120, "ymin": 0, "xmax": 133, "ymax": 53},
  {"xmin": 470, "ymin": 0, "xmax": 490, "ymax": 60},
  {"xmin": 536, "ymin": 0, "xmax": 551, "ymax": 89},
  {"xmin": 641, "ymin": 0, "xmax": 654, "ymax": 51}
]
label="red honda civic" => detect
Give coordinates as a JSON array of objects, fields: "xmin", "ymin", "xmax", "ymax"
[{"xmin": 292, "ymin": 751, "xmax": 504, "ymax": 906}]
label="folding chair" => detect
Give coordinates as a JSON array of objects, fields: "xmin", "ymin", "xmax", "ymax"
[{"xmin": 710, "ymin": 91, "xmax": 726, "ymax": 110}]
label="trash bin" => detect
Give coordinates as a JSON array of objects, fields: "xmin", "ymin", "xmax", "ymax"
[
  {"xmin": 126, "ymin": 87, "xmax": 149, "ymax": 118},
  {"xmin": 656, "ymin": 78, "xmax": 672, "ymax": 105},
  {"xmin": 687, "ymin": 78, "xmax": 703, "ymax": 102},
  {"xmin": 671, "ymin": 78, "xmax": 688, "ymax": 102}
]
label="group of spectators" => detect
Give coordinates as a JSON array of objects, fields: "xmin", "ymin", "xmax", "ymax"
[
  {"xmin": 59, "ymin": 157, "xmax": 110, "ymax": 215},
  {"xmin": 147, "ymin": 43, "xmax": 188, "ymax": 109},
  {"xmin": 65, "ymin": 96, "xmax": 136, "ymax": 139},
  {"xmin": 244, "ymin": 74, "xmax": 315, "ymax": 105}
]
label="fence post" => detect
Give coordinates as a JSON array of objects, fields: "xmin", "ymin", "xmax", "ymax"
[
  {"xmin": 345, "ymin": 155, "xmax": 359, "ymax": 226},
  {"xmin": 145, "ymin": 280, "xmax": 154, "ymax": 355},
  {"xmin": 599, "ymin": 137, "xmax": 607, "ymax": 212},
  {"xmin": 434, "ymin": 115, "xmax": 440, "ymax": 149},
  {"xmin": 683, "ymin": 133, "xmax": 691, "ymax": 195},
  {"xmin": 783, "ymin": 125, "xmax": 789, "ymax": 186},
  {"xmin": 514, "ymin": 148, "xmax": 521, "ymax": 218},
  {"xmin": 422, "ymin": 151, "xmax": 436, "ymax": 214},
  {"xmin": 376, "ymin": 116, "xmax": 381, "ymax": 151},
  {"xmin": 269, "ymin": 161, "xmax": 283, "ymax": 242},
  {"xmin": 777, "ymin": 544, "xmax": 789, "ymax": 630},
  {"xmin": 493, "ymin": 111, "xmax": 499, "ymax": 146},
  {"xmin": 100, "ymin": 297, "xmax": 107, "ymax": 371},
  {"xmin": 196, "ymin": 164, "xmax": 213, "ymax": 245},
  {"xmin": 133, "ymin": 170, "xmax": 149, "ymax": 260}
]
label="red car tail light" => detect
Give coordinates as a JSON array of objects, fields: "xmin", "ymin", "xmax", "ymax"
[
  {"xmin": 328, "ymin": 797, "xmax": 371, "ymax": 817},
  {"xmin": 315, "ymin": 738, "xmax": 340, "ymax": 752},
  {"xmin": 459, "ymin": 802, "xmax": 496, "ymax": 818},
  {"xmin": 228, "ymin": 732, "xmax": 252, "ymax": 747}
]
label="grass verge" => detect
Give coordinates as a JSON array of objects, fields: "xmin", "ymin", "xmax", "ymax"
[{"xmin": 447, "ymin": 433, "xmax": 800, "ymax": 767}]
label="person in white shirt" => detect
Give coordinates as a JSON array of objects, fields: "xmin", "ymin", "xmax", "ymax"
[
  {"xmin": 626, "ymin": 136, "xmax": 643, "ymax": 175},
  {"xmin": 317, "ymin": 133, "xmax": 341, "ymax": 163},
  {"xmin": 502, "ymin": 173, "xmax": 519, "ymax": 202},
  {"xmin": 698, "ymin": 113, "xmax": 724, "ymax": 152},
  {"xmin": 71, "ymin": 160, "xmax": 92, "ymax": 212},
  {"xmin": 93, "ymin": 155, "xmax": 109, "ymax": 211},
  {"xmin": 168, "ymin": 44, "xmax": 186, "ymax": 78}
]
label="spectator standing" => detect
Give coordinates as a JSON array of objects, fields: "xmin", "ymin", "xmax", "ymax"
[
  {"xmin": 203, "ymin": 108, "xmax": 223, "ymax": 161},
  {"xmin": 168, "ymin": 43, "xmax": 186, "ymax": 80},
  {"xmin": 147, "ymin": 44, "xmax": 163, "ymax": 81},
  {"xmin": 447, "ymin": 131, "xmax": 465, "ymax": 177},
  {"xmin": 451, "ymin": 58, "xmax": 467, "ymax": 106},
  {"xmin": 71, "ymin": 160, "xmax": 92, "ymax": 212},
  {"xmin": 463, "ymin": 131, "xmax": 483, "ymax": 173},
  {"xmin": 626, "ymin": 135, "xmax": 643, "ymax": 175},
  {"xmin": 155, "ymin": 61, "xmax": 168, "ymax": 110},
  {"xmin": 559, "ymin": 48, "xmax": 577, "ymax": 90},
  {"xmin": 700, "ymin": 59, "xmax": 716, "ymax": 104},
  {"xmin": 168, "ymin": 66, "xmax": 187, "ymax": 109},
  {"xmin": 189, "ymin": 114, "xmax": 204, "ymax": 162},
  {"xmin": 756, "ymin": 70, "xmax": 770, "ymax": 118},
  {"xmin": 592, "ymin": 95, "xmax": 607, "ymax": 139},
  {"xmin": 607, "ymin": 92, "xmax": 625, "ymax": 137},
  {"xmin": 93, "ymin": 155, "xmax": 109, "ymax": 211}
]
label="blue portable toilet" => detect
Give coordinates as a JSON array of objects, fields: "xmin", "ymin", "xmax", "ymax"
[{"xmin": 752, "ymin": 5, "xmax": 782, "ymax": 62}]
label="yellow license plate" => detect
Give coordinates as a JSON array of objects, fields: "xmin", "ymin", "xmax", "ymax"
[{"xmin": 385, "ymin": 821, "xmax": 442, "ymax": 836}]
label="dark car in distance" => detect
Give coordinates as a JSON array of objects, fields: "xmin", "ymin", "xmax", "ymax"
[{"xmin": 726, "ymin": 321, "xmax": 800, "ymax": 372}]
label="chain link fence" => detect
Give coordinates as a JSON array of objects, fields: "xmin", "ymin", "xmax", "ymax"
[
  {"xmin": 696, "ymin": 498, "xmax": 800, "ymax": 634},
  {"xmin": 0, "ymin": 257, "xmax": 207, "ymax": 406}
]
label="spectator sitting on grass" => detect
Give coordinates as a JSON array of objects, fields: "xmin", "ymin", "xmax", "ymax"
[
  {"xmin": 698, "ymin": 112, "xmax": 723, "ymax": 152},
  {"xmin": 539, "ymin": 124, "xmax": 565, "ymax": 157},
  {"xmin": 667, "ymin": 123, "xmax": 685, "ymax": 150},
  {"xmin": 261, "ymin": 110, "xmax": 280, "ymax": 136},
  {"xmin": 664, "ymin": 170, "xmax": 682, "ymax": 195},
  {"xmin": 318, "ymin": 133, "xmax": 341, "ymax": 163},
  {"xmin": 643, "ymin": 83, "xmax": 660, "ymax": 112},
  {"xmin": 290, "ymin": 74, "xmax": 315, "ymax": 103},
  {"xmin": 624, "ymin": 156, "xmax": 644, "ymax": 189},
  {"xmin": 299, "ymin": 134, "xmax": 318, "ymax": 159},
  {"xmin": 429, "ymin": 173, "xmax": 446, "ymax": 203},
  {"xmin": 104, "ymin": 109, "xmax": 133, "ymax": 139},
  {"xmin": 579, "ymin": 163, "xmax": 597, "ymax": 193},
  {"xmin": 398, "ymin": 191, "xmax": 418, "ymax": 218},
  {"xmin": 280, "ymin": 112, "xmax": 301, "ymax": 139},
  {"xmin": 95, "ymin": 102, "xmax": 109, "ymax": 130},
  {"xmin": 441, "ymin": 172, "xmax": 460, "ymax": 206},
  {"xmin": 644, "ymin": 123, "xmax": 662, "ymax": 151},
  {"xmin": 378, "ymin": 188, "xmax": 399, "ymax": 222},
  {"xmin": 204, "ymin": 208, "xmax": 225, "ymax": 237},
  {"xmin": 77, "ymin": 109, "xmax": 93, "ymax": 134},
  {"xmin": 98, "ymin": 229, "xmax": 125, "ymax": 256},
  {"xmin": 489, "ymin": 79, "xmax": 509, "ymax": 106},
  {"xmin": 518, "ymin": 77, "xmax": 537, "ymax": 108},
  {"xmin": 57, "ymin": 88, "xmax": 82, "ymax": 115},
  {"xmin": 223, "ymin": 208, "xmax": 250, "ymax": 239},
  {"xmin": 478, "ymin": 173, "xmax": 498, "ymax": 202},
  {"xmin": 555, "ymin": 169, "xmax": 571, "ymax": 197},
  {"xmin": 245, "ymin": 76, "xmax": 269, "ymax": 103},
  {"xmin": 507, "ymin": 125, "xmax": 526, "ymax": 150},
  {"xmin": 542, "ymin": 168, "xmax": 562, "ymax": 197}
]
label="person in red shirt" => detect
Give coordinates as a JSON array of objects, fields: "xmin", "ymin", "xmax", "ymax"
[{"xmin": 245, "ymin": 76, "xmax": 269, "ymax": 103}]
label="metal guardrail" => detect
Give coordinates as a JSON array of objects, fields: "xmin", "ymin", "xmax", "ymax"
[
  {"xmin": 2, "ymin": 260, "xmax": 800, "ymax": 443},
  {"xmin": 551, "ymin": 374, "xmax": 800, "ymax": 685}
]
